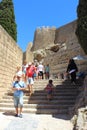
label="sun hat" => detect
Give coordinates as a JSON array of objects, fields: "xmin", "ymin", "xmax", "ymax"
[
  {"xmin": 16, "ymin": 71, "xmax": 22, "ymax": 77},
  {"xmin": 28, "ymin": 62, "xmax": 32, "ymax": 66}
]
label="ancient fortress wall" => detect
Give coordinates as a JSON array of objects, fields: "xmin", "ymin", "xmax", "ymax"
[
  {"xmin": 26, "ymin": 42, "xmax": 34, "ymax": 63},
  {"xmin": 31, "ymin": 20, "xmax": 87, "ymax": 75},
  {"xmin": 44, "ymin": 21, "xmax": 87, "ymax": 75},
  {"xmin": 32, "ymin": 26, "xmax": 56, "ymax": 51},
  {"xmin": 0, "ymin": 25, "xmax": 23, "ymax": 90}
]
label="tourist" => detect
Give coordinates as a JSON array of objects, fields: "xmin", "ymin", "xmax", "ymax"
[
  {"xmin": 31, "ymin": 62, "xmax": 36, "ymax": 80},
  {"xmin": 22, "ymin": 60, "xmax": 28, "ymax": 81},
  {"xmin": 37, "ymin": 62, "xmax": 44, "ymax": 79},
  {"xmin": 45, "ymin": 79, "xmax": 54, "ymax": 101},
  {"xmin": 25, "ymin": 62, "xmax": 35, "ymax": 95},
  {"xmin": 12, "ymin": 73, "xmax": 26, "ymax": 118},
  {"xmin": 66, "ymin": 59, "xmax": 78, "ymax": 84},
  {"xmin": 34, "ymin": 64, "xmax": 39, "ymax": 80},
  {"xmin": 45, "ymin": 64, "xmax": 50, "ymax": 79}
]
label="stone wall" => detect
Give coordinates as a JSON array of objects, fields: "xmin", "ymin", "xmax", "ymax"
[
  {"xmin": 26, "ymin": 42, "xmax": 34, "ymax": 63},
  {"xmin": 32, "ymin": 26, "xmax": 56, "ymax": 51},
  {"xmin": 44, "ymin": 20, "xmax": 87, "ymax": 75},
  {"xmin": 32, "ymin": 20, "xmax": 87, "ymax": 75},
  {"xmin": 0, "ymin": 25, "xmax": 23, "ymax": 91}
]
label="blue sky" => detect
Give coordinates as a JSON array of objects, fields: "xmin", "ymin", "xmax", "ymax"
[{"xmin": 13, "ymin": 0, "xmax": 79, "ymax": 52}]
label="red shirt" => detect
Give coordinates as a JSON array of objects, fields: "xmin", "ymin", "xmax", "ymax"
[
  {"xmin": 26, "ymin": 66, "xmax": 35, "ymax": 77},
  {"xmin": 45, "ymin": 84, "xmax": 53, "ymax": 91}
]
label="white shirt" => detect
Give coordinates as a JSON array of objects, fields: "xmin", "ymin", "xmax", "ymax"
[{"xmin": 38, "ymin": 64, "xmax": 44, "ymax": 72}]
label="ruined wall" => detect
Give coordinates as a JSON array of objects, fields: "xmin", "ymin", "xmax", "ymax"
[{"xmin": 0, "ymin": 25, "xmax": 23, "ymax": 91}]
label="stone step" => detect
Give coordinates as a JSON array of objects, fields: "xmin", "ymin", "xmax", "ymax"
[
  {"xmin": 33, "ymin": 81, "xmax": 82, "ymax": 85},
  {"xmin": 0, "ymin": 79, "xmax": 80, "ymax": 114},
  {"xmin": 34, "ymin": 79, "xmax": 64, "ymax": 82},
  {"xmin": 0, "ymin": 102, "xmax": 73, "ymax": 109},
  {"xmin": 33, "ymin": 80, "xmax": 79, "ymax": 85},
  {"xmin": 29, "ymin": 90, "xmax": 79, "ymax": 93},
  {"xmin": 7, "ymin": 89, "xmax": 79, "ymax": 93},
  {"xmin": 0, "ymin": 98, "xmax": 76, "ymax": 104},
  {"xmin": 5, "ymin": 87, "xmax": 79, "ymax": 95},
  {"xmin": 0, "ymin": 107, "xmax": 68, "ymax": 114},
  {"xmin": 2, "ymin": 95, "xmax": 77, "ymax": 100},
  {"xmin": 32, "ymin": 86, "xmax": 80, "ymax": 91},
  {"xmin": 33, "ymin": 85, "xmax": 81, "ymax": 89},
  {"xmin": 33, "ymin": 84, "xmax": 80, "ymax": 88},
  {"xmin": 34, "ymin": 79, "xmax": 81, "ymax": 82},
  {"xmin": 6, "ymin": 91, "xmax": 79, "ymax": 96},
  {"xmin": 32, "ymin": 88, "xmax": 79, "ymax": 93}
]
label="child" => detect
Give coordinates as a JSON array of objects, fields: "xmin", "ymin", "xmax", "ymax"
[{"xmin": 45, "ymin": 79, "xmax": 54, "ymax": 101}]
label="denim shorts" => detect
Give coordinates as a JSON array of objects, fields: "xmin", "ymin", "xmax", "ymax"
[
  {"xmin": 27, "ymin": 77, "xmax": 34, "ymax": 85},
  {"xmin": 48, "ymin": 90, "xmax": 52, "ymax": 94},
  {"xmin": 14, "ymin": 95, "xmax": 23, "ymax": 108}
]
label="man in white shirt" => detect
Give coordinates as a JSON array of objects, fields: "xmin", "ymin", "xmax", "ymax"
[{"xmin": 37, "ymin": 62, "xmax": 44, "ymax": 79}]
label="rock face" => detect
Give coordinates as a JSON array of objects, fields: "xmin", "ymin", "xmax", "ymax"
[
  {"xmin": 71, "ymin": 76, "xmax": 87, "ymax": 130},
  {"xmin": 30, "ymin": 20, "xmax": 87, "ymax": 75}
]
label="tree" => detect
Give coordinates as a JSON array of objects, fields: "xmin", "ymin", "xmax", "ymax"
[
  {"xmin": 0, "ymin": 0, "xmax": 17, "ymax": 42},
  {"xmin": 76, "ymin": 0, "xmax": 87, "ymax": 54}
]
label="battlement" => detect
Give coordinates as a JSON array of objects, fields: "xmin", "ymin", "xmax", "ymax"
[{"xmin": 36, "ymin": 26, "xmax": 56, "ymax": 31}]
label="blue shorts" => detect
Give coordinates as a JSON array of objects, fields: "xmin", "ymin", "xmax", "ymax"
[
  {"xmin": 48, "ymin": 90, "xmax": 52, "ymax": 94},
  {"xmin": 14, "ymin": 95, "xmax": 23, "ymax": 108},
  {"xmin": 27, "ymin": 77, "xmax": 34, "ymax": 85}
]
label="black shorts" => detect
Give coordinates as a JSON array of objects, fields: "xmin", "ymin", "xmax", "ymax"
[{"xmin": 38, "ymin": 71, "xmax": 43, "ymax": 76}]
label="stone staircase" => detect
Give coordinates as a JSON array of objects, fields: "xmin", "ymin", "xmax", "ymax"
[{"xmin": 0, "ymin": 79, "xmax": 81, "ymax": 114}]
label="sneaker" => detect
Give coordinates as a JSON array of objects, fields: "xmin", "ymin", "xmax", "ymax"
[
  {"xmin": 15, "ymin": 114, "xmax": 18, "ymax": 117},
  {"xmin": 19, "ymin": 114, "xmax": 22, "ymax": 118}
]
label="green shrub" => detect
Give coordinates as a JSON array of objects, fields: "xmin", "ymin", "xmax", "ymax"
[
  {"xmin": 76, "ymin": 0, "xmax": 87, "ymax": 54},
  {"xmin": 0, "ymin": 0, "xmax": 17, "ymax": 42}
]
